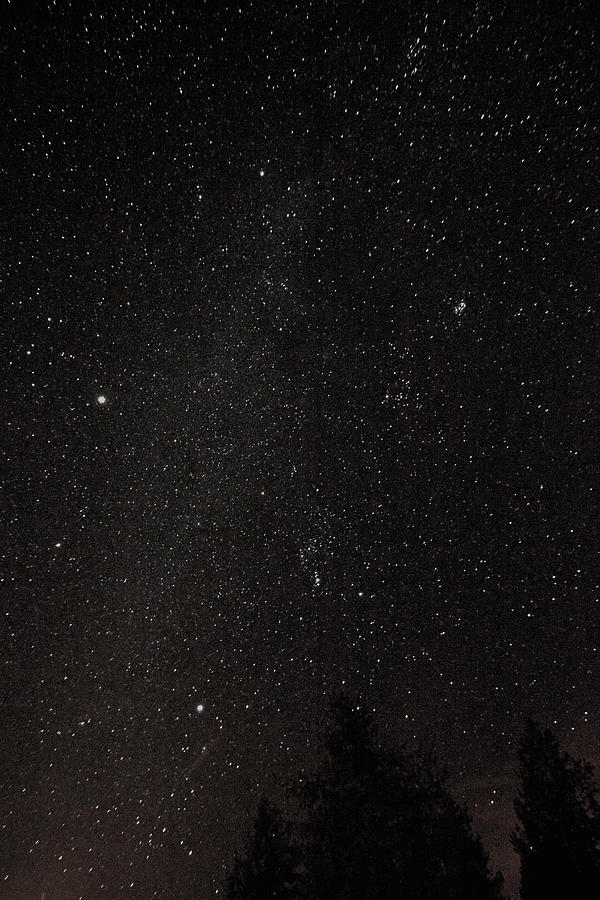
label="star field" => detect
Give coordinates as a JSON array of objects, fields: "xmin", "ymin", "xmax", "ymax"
[{"xmin": 1, "ymin": 2, "xmax": 598, "ymax": 897}]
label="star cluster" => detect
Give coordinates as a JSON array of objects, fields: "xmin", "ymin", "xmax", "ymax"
[{"xmin": 1, "ymin": 2, "xmax": 598, "ymax": 897}]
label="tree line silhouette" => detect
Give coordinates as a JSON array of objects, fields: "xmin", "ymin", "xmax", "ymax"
[{"xmin": 225, "ymin": 695, "xmax": 600, "ymax": 899}]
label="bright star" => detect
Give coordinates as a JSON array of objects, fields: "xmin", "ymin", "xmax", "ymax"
[
  {"xmin": 196, "ymin": 704, "xmax": 204, "ymax": 713},
  {"xmin": 97, "ymin": 395, "xmax": 107, "ymax": 405}
]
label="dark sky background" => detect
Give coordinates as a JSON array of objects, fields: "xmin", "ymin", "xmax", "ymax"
[{"xmin": 1, "ymin": 1, "xmax": 598, "ymax": 897}]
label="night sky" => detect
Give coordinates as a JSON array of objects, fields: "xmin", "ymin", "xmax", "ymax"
[{"xmin": 1, "ymin": 1, "xmax": 599, "ymax": 897}]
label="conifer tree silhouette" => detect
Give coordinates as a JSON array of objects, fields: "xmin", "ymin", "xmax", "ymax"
[
  {"xmin": 512, "ymin": 719, "xmax": 600, "ymax": 899},
  {"xmin": 296, "ymin": 693, "xmax": 504, "ymax": 899}
]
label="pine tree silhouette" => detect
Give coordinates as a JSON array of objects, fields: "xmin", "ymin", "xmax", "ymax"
[
  {"xmin": 296, "ymin": 692, "xmax": 504, "ymax": 899},
  {"xmin": 512, "ymin": 719, "xmax": 600, "ymax": 899}
]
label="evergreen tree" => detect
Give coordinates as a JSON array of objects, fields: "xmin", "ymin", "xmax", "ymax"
[
  {"xmin": 226, "ymin": 797, "xmax": 301, "ymax": 900},
  {"xmin": 295, "ymin": 694, "xmax": 392, "ymax": 899},
  {"xmin": 512, "ymin": 719, "xmax": 600, "ymax": 899},
  {"xmin": 297, "ymin": 692, "xmax": 504, "ymax": 900}
]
